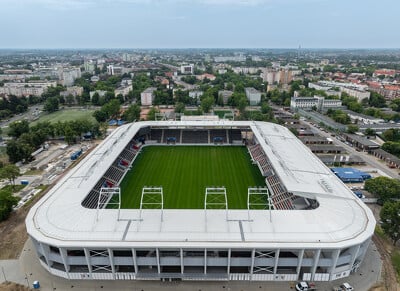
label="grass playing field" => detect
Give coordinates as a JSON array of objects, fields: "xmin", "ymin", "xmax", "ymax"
[
  {"xmin": 31, "ymin": 108, "xmax": 96, "ymax": 125},
  {"xmin": 118, "ymin": 146, "xmax": 266, "ymax": 209}
]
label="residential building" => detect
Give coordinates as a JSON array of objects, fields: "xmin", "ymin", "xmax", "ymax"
[
  {"xmin": 84, "ymin": 60, "xmax": 96, "ymax": 74},
  {"xmin": 180, "ymin": 64, "xmax": 194, "ymax": 74},
  {"xmin": 342, "ymin": 110, "xmax": 384, "ymax": 125},
  {"xmin": 60, "ymin": 86, "xmax": 83, "ymax": 98},
  {"xmin": 218, "ymin": 90, "xmax": 233, "ymax": 105},
  {"xmin": 188, "ymin": 90, "xmax": 203, "ymax": 99},
  {"xmin": 309, "ymin": 81, "xmax": 370, "ymax": 101},
  {"xmin": 245, "ymin": 87, "xmax": 261, "ymax": 106},
  {"xmin": 196, "ymin": 73, "xmax": 216, "ymax": 81},
  {"xmin": 91, "ymin": 76, "xmax": 100, "ymax": 83},
  {"xmin": 107, "ymin": 65, "xmax": 123, "ymax": 76},
  {"xmin": 60, "ymin": 68, "xmax": 82, "ymax": 87},
  {"xmin": 141, "ymin": 87, "xmax": 157, "ymax": 106},
  {"xmin": 89, "ymin": 90, "xmax": 107, "ymax": 100},
  {"xmin": 0, "ymin": 81, "xmax": 57, "ymax": 97},
  {"xmin": 290, "ymin": 94, "xmax": 342, "ymax": 112},
  {"xmin": 115, "ymin": 85, "xmax": 132, "ymax": 97}
]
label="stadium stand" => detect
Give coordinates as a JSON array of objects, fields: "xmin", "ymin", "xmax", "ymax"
[
  {"xmin": 210, "ymin": 129, "xmax": 227, "ymax": 143},
  {"xmin": 149, "ymin": 129, "xmax": 163, "ymax": 142},
  {"xmin": 181, "ymin": 130, "xmax": 209, "ymax": 143},
  {"xmin": 230, "ymin": 129, "xmax": 242, "ymax": 142}
]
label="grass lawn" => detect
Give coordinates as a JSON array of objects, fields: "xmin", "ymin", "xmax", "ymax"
[
  {"xmin": 1, "ymin": 184, "xmax": 26, "ymax": 193},
  {"xmin": 213, "ymin": 110, "xmax": 233, "ymax": 119},
  {"xmin": 118, "ymin": 146, "xmax": 266, "ymax": 209},
  {"xmin": 31, "ymin": 108, "xmax": 96, "ymax": 125}
]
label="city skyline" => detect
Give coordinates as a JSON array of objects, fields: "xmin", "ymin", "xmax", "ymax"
[{"xmin": 0, "ymin": 0, "xmax": 399, "ymax": 49}]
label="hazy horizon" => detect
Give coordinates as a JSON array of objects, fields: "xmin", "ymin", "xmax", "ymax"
[{"xmin": 1, "ymin": 0, "xmax": 399, "ymax": 49}]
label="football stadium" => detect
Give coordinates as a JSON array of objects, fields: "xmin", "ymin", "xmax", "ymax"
[{"xmin": 26, "ymin": 120, "xmax": 375, "ymax": 282}]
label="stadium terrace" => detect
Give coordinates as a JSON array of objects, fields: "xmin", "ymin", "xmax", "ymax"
[{"xmin": 26, "ymin": 120, "xmax": 375, "ymax": 282}]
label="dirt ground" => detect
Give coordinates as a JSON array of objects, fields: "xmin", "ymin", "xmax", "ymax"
[
  {"xmin": 0, "ymin": 282, "xmax": 30, "ymax": 291},
  {"xmin": 372, "ymin": 234, "xmax": 400, "ymax": 291},
  {"xmin": 0, "ymin": 204, "xmax": 31, "ymax": 259}
]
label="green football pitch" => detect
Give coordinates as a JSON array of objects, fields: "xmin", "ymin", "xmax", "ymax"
[{"xmin": 118, "ymin": 146, "xmax": 266, "ymax": 209}]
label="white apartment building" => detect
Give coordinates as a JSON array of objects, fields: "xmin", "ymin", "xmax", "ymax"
[
  {"xmin": 115, "ymin": 85, "xmax": 132, "ymax": 97},
  {"xmin": 245, "ymin": 87, "xmax": 261, "ymax": 106},
  {"xmin": 180, "ymin": 64, "xmax": 194, "ymax": 74},
  {"xmin": 290, "ymin": 95, "xmax": 342, "ymax": 112},
  {"xmin": 141, "ymin": 87, "xmax": 157, "ymax": 106},
  {"xmin": 309, "ymin": 81, "xmax": 370, "ymax": 101},
  {"xmin": 0, "ymin": 81, "xmax": 57, "ymax": 97}
]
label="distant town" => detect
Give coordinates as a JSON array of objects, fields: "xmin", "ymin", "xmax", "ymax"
[{"xmin": 0, "ymin": 48, "xmax": 400, "ymax": 290}]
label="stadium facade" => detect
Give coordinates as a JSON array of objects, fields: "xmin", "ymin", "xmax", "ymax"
[{"xmin": 26, "ymin": 121, "xmax": 375, "ymax": 282}]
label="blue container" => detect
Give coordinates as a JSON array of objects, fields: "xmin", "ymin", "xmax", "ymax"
[{"xmin": 33, "ymin": 281, "xmax": 40, "ymax": 289}]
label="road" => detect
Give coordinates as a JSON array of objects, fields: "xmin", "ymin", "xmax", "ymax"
[{"xmin": 301, "ymin": 119, "xmax": 400, "ymax": 179}]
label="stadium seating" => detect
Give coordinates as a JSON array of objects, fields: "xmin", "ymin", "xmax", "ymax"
[
  {"xmin": 210, "ymin": 129, "xmax": 227, "ymax": 143},
  {"xmin": 230, "ymin": 129, "xmax": 242, "ymax": 142},
  {"xmin": 181, "ymin": 130, "xmax": 208, "ymax": 143},
  {"xmin": 149, "ymin": 129, "xmax": 163, "ymax": 142}
]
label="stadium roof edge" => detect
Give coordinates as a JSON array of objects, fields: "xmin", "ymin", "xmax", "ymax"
[{"xmin": 26, "ymin": 120, "xmax": 375, "ymax": 249}]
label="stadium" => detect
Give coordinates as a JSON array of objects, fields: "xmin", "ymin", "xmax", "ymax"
[{"xmin": 26, "ymin": 120, "xmax": 375, "ymax": 282}]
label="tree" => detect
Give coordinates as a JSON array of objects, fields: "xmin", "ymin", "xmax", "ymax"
[
  {"xmin": 122, "ymin": 104, "xmax": 141, "ymax": 122},
  {"xmin": 175, "ymin": 102, "xmax": 185, "ymax": 113},
  {"xmin": 147, "ymin": 107, "xmax": 160, "ymax": 121},
  {"xmin": 0, "ymin": 189, "xmax": 19, "ymax": 222},
  {"xmin": 365, "ymin": 128, "xmax": 376, "ymax": 136},
  {"xmin": 103, "ymin": 99, "xmax": 120, "ymax": 118},
  {"xmin": 6, "ymin": 140, "xmax": 33, "ymax": 163},
  {"xmin": 369, "ymin": 92, "xmax": 386, "ymax": 108},
  {"xmin": 44, "ymin": 97, "xmax": 59, "ymax": 113},
  {"xmin": 380, "ymin": 201, "xmax": 400, "ymax": 245},
  {"xmin": 93, "ymin": 110, "xmax": 108, "ymax": 123},
  {"xmin": 201, "ymin": 96, "xmax": 214, "ymax": 113},
  {"xmin": 364, "ymin": 177, "xmax": 400, "ymax": 203},
  {"xmin": 0, "ymin": 164, "xmax": 20, "ymax": 188},
  {"xmin": 65, "ymin": 94, "xmax": 75, "ymax": 106},
  {"xmin": 347, "ymin": 124, "xmax": 359, "ymax": 134},
  {"xmin": 8, "ymin": 120, "xmax": 30, "ymax": 138}
]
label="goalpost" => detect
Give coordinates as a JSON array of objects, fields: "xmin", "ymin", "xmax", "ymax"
[
  {"xmin": 204, "ymin": 187, "xmax": 228, "ymax": 222},
  {"xmin": 96, "ymin": 187, "xmax": 121, "ymax": 221},
  {"xmin": 139, "ymin": 186, "xmax": 164, "ymax": 221},
  {"xmin": 247, "ymin": 187, "xmax": 270, "ymax": 221}
]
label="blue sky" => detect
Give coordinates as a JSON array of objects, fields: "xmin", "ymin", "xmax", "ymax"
[{"xmin": 0, "ymin": 0, "xmax": 398, "ymax": 49}]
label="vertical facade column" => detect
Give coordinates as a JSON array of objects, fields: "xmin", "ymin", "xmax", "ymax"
[
  {"xmin": 180, "ymin": 248, "xmax": 184, "ymax": 274},
  {"xmin": 108, "ymin": 248, "xmax": 115, "ymax": 277},
  {"xmin": 250, "ymin": 249, "xmax": 255, "ymax": 280},
  {"xmin": 349, "ymin": 245, "xmax": 361, "ymax": 271},
  {"xmin": 132, "ymin": 248, "xmax": 138, "ymax": 274},
  {"xmin": 40, "ymin": 243, "xmax": 52, "ymax": 272},
  {"xmin": 156, "ymin": 248, "xmax": 161, "ymax": 274},
  {"xmin": 329, "ymin": 249, "xmax": 340, "ymax": 280},
  {"xmin": 204, "ymin": 249, "xmax": 207, "ymax": 275},
  {"xmin": 227, "ymin": 249, "xmax": 231, "ymax": 276},
  {"xmin": 273, "ymin": 249, "xmax": 280, "ymax": 275},
  {"xmin": 311, "ymin": 249, "xmax": 321, "ymax": 280},
  {"xmin": 84, "ymin": 248, "xmax": 93, "ymax": 274},
  {"xmin": 296, "ymin": 249, "xmax": 304, "ymax": 280},
  {"xmin": 59, "ymin": 248, "xmax": 71, "ymax": 279}
]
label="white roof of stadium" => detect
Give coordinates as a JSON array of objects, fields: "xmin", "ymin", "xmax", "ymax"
[{"xmin": 26, "ymin": 121, "xmax": 375, "ymax": 249}]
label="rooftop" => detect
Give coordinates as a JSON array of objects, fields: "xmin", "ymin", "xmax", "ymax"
[{"xmin": 26, "ymin": 121, "xmax": 375, "ymax": 249}]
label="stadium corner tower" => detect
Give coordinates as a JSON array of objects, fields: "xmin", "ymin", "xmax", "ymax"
[{"xmin": 26, "ymin": 120, "xmax": 375, "ymax": 282}]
